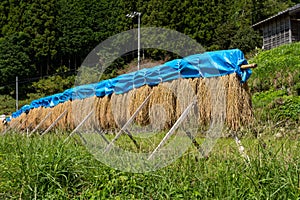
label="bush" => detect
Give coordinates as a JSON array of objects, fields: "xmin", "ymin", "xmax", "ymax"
[
  {"xmin": 0, "ymin": 95, "xmax": 16, "ymax": 115},
  {"xmin": 32, "ymin": 75, "xmax": 75, "ymax": 96}
]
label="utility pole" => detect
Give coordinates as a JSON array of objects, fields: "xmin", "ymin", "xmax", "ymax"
[
  {"xmin": 126, "ymin": 12, "xmax": 141, "ymax": 71},
  {"xmin": 16, "ymin": 76, "xmax": 18, "ymax": 111}
]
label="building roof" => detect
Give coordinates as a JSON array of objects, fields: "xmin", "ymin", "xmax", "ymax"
[{"xmin": 253, "ymin": 4, "xmax": 300, "ymax": 28}]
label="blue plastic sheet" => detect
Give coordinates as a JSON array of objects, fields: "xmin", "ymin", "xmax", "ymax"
[{"xmin": 10, "ymin": 49, "xmax": 251, "ymax": 119}]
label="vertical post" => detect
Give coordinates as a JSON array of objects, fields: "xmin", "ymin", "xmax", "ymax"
[
  {"xmin": 137, "ymin": 12, "xmax": 141, "ymax": 71},
  {"xmin": 288, "ymin": 16, "xmax": 292, "ymax": 43},
  {"xmin": 16, "ymin": 76, "xmax": 18, "ymax": 111},
  {"xmin": 126, "ymin": 12, "xmax": 141, "ymax": 71}
]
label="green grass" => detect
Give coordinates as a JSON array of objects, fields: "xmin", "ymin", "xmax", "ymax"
[
  {"xmin": 0, "ymin": 132, "xmax": 299, "ymax": 199},
  {"xmin": 249, "ymin": 42, "xmax": 300, "ymax": 94},
  {"xmin": 248, "ymin": 42, "xmax": 300, "ymax": 125},
  {"xmin": 252, "ymin": 90, "xmax": 300, "ymax": 122}
]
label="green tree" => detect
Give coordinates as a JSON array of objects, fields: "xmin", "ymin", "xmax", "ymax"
[{"xmin": 0, "ymin": 32, "xmax": 34, "ymax": 95}]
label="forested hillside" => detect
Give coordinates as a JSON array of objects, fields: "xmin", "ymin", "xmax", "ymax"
[{"xmin": 0, "ymin": 0, "xmax": 298, "ymax": 98}]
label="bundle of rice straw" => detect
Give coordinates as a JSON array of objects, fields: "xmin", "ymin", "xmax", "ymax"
[
  {"xmin": 148, "ymin": 82, "xmax": 177, "ymax": 129},
  {"xmin": 129, "ymin": 85, "xmax": 151, "ymax": 126},
  {"xmin": 225, "ymin": 73, "xmax": 253, "ymax": 130},
  {"xmin": 7, "ymin": 72, "xmax": 252, "ymax": 134},
  {"xmin": 96, "ymin": 95, "xmax": 116, "ymax": 130},
  {"xmin": 111, "ymin": 91, "xmax": 132, "ymax": 128}
]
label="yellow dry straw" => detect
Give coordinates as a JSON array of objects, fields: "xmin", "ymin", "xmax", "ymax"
[
  {"xmin": 65, "ymin": 100, "xmax": 76, "ymax": 130},
  {"xmin": 52, "ymin": 101, "xmax": 69, "ymax": 131},
  {"xmin": 17, "ymin": 113, "xmax": 27, "ymax": 130},
  {"xmin": 46, "ymin": 101, "xmax": 72, "ymax": 130},
  {"xmin": 99, "ymin": 96, "xmax": 110, "ymax": 129},
  {"xmin": 106, "ymin": 95, "xmax": 116, "ymax": 130},
  {"xmin": 94, "ymin": 96, "xmax": 102, "ymax": 129},
  {"xmin": 41, "ymin": 107, "xmax": 55, "ymax": 131},
  {"xmin": 210, "ymin": 76, "xmax": 227, "ymax": 127},
  {"xmin": 129, "ymin": 85, "xmax": 151, "ymax": 126},
  {"xmin": 9, "ymin": 73, "xmax": 252, "ymax": 133},
  {"xmin": 61, "ymin": 99, "xmax": 78, "ymax": 131},
  {"xmin": 111, "ymin": 90, "xmax": 132, "ymax": 128},
  {"xmin": 239, "ymin": 82, "xmax": 253, "ymax": 125},
  {"xmin": 196, "ymin": 77, "xmax": 212, "ymax": 126},
  {"xmin": 225, "ymin": 73, "xmax": 252, "ymax": 130},
  {"xmin": 34, "ymin": 107, "xmax": 53, "ymax": 131},
  {"xmin": 149, "ymin": 82, "xmax": 176, "ymax": 129},
  {"xmin": 193, "ymin": 74, "xmax": 249, "ymax": 130},
  {"xmin": 55, "ymin": 101, "xmax": 71, "ymax": 130},
  {"xmin": 68, "ymin": 97, "xmax": 97, "ymax": 131},
  {"xmin": 25, "ymin": 106, "xmax": 42, "ymax": 130},
  {"xmin": 71, "ymin": 98, "xmax": 89, "ymax": 129},
  {"xmin": 173, "ymin": 78, "xmax": 198, "ymax": 119},
  {"xmin": 94, "ymin": 95, "xmax": 116, "ymax": 130}
]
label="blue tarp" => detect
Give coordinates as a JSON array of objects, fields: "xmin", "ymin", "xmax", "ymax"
[{"xmin": 9, "ymin": 49, "xmax": 251, "ymax": 120}]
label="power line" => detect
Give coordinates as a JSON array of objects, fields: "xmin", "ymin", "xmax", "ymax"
[{"xmin": 0, "ymin": 69, "xmax": 77, "ymax": 88}]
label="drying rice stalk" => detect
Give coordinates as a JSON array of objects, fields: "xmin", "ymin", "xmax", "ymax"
[
  {"xmin": 129, "ymin": 85, "xmax": 151, "ymax": 126},
  {"xmin": 149, "ymin": 82, "xmax": 177, "ymax": 129},
  {"xmin": 97, "ymin": 95, "xmax": 115, "ymax": 130},
  {"xmin": 9, "ymin": 73, "xmax": 253, "ymax": 134},
  {"xmin": 226, "ymin": 73, "xmax": 253, "ymax": 130}
]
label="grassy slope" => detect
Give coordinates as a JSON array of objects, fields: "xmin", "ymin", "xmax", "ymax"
[
  {"xmin": 249, "ymin": 42, "xmax": 300, "ymax": 94},
  {"xmin": 248, "ymin": 42, "xmax": 300, "ymax": 124}
]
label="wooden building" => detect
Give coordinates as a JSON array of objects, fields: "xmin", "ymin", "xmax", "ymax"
[{"xmin": 253, "ymin": 4, "xmax": 300, "ymax": 50}]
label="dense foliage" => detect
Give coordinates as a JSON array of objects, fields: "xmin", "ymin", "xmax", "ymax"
[{"xmin": 0, "ymin": 0, "xmax": 298, "ymax": 95}]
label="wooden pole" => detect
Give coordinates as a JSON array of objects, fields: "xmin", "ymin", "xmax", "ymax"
[
  {"xmin": 63, "ymin": 110, "xmax": 94, "ymax": 143},
  {"xmin": 240, "ymin": 63, "xmax": 257, "ymax": 69},
  {"xmin": 2, "ymin": 121, "xmax": 19, "ymax": 135},
  {"xmin": 104, "ymin": 92, "xmax": 153, "ymax": 152},
  {"xmin": 147, "ymin": 97, "xmax": 197, "ymax": 160},
  {"xmin": 41, "ymin": 110, "xmax": 67, "ymax": 136},
  {"xmin": 29, "ymin": 111, "xmax": 52, "ymax": 136}
]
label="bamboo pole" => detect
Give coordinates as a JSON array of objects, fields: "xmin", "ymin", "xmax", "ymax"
[
  {"xmin": 94, "ymin": 128, "xmax": 110, "ymax": 145},
  {"xmin": 185, "ymin": 131, "xmax": 205, "ymax": 158},
  {"xmin": 240, "ymin": 63, "xmax": 257, "ymax": 69}
]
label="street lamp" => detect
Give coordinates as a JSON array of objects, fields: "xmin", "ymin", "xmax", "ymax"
[{"xmin": 126, "ymin": 11, "xmax": 141, "ymax": 71}]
